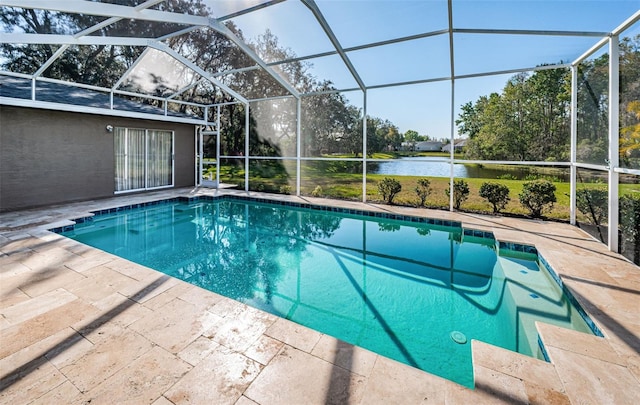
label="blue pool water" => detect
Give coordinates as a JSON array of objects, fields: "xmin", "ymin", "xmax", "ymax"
[{"xmin": 58, "ymin": 198, "xmax": 595, "ymax": 387}]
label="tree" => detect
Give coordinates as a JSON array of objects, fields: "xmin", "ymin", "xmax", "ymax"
[
  {"xmin": 479, "ymin": 182, "xmax": 510, "ymax": 213},
  {"xmin": 458, "ymin": 69, "xmax": 571, "ymax": 162},
  {"xmin": 519, "ymin": 180, "xmax": 557, "ymax": 218},
  {"xmin": 620, "ymin": 101, "xmax": 640, "ymax": 166},
  {"xmin": 403, "ymin": 130, "xmax": 420, "ymax": 151}
]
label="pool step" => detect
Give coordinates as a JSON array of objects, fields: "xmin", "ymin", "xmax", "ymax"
[
  {"xmin": 471, "ymin": 322, "xmax": 640, "ymax": 404},
  {"xmin": 535, "ymin": 322, "xmax": 640, "ymax": 404},
  {"xmin": 471, "ymin": 339, "xmax": 569, "ymax": 404}
]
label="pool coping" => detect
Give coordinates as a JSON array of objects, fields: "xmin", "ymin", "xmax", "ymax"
[{"xmin": 1, "ymin": 187, "xmax": 639, "ymax": 404}]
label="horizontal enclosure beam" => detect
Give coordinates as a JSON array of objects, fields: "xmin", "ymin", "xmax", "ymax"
[
  {"xmin": 0, "ymin": 96, "xmax": 206, "ymax": 125},
  {"xmin": 0, "ymin": 0, "xmax": 210, "ymax": 26},
  {"xmin": 0, "ymin": 33, "xmax": 154, "ymax": 46},
  {"xmin": 453, "ymin": 28, "xmax": 608, "ymax": 37}
]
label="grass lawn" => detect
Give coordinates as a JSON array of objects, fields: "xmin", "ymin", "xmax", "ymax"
[{"xmin": 212, "ymin": 161, "xmax": 639, "ymax": 223}]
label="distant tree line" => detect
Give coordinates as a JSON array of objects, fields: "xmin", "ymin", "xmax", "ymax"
[{"xmin": 456, "ymin": 35, "xmax": 640, "ymax": 165}]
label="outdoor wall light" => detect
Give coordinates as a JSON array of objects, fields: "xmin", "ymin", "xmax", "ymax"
[{"xmin": 106, "ymin": 125, "xmax": 113, "ymax": 132}]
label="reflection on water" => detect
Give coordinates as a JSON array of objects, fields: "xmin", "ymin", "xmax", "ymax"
[
  {"xmin": 374, "ymin": 157, "xmax": 569, "ymax": 180},
  {"xmin": 63, "ymin": 199, "xmax": 590, "ymax": 388}
]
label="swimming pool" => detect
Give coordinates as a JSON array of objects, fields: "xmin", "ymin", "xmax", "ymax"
[{"xmin": 55, "ymin": 196, "xmax": 598, "ymax": 387}]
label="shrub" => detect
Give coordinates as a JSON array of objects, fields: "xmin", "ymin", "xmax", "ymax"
[
  {"xmin": 311, "ymin": 185, "xmax": 324, "ymax": 197},
  {"xmin": 620, "ymin": 194, "xmax": 640, "ymax": 265},
  {"xmin": 279, "ymin": 185, "xmax": 292, "ymax": 195},
  {"xmin": 479, "ymin": 182, "xmax": 510, "ymax": 213},
  {"xmin": 519, "ymin": 180, "xmax": 557, "ymax": 218},
  {"xmin": 445, "ymin": 179, "xmax": 470, "ymax": 210},
  {"xmin": 415, "ymin": 178, "xmax": 432, "ymax": 207},
  {"xmin": 497, "ymin": 174, "xmax": 517, "ymax": 180},
  {"xmin": 378, "ymin": 177, "xmax": 402, "ymax": 204}
]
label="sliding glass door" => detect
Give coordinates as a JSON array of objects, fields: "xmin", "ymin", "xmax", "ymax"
[{"xmin": 114, "ymin": 127, "xmax": 174, "ymax": 192}]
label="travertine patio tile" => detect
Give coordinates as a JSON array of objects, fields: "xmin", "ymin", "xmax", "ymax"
[
  {"xmin": 0, "ymin": 299, "xmax": 98, "ymax": 359},
  {"xmin": 211, "ymin": 315, "xmax": 273, "ymax": 353},
  {"xmin": 178, "ymin": 336, "xmax": 221, "ymax": 366},
  {"xmin": 78, "ymin": 346, "xmax": 192, "ymax": 405},
  {"xmin": 29, "ymin": 380, "xmax": 83, "ymax": 405},
  {"xmin": 165, "ymin": 346, "xmax": 262, "ymax": 405},
  {"xmin": 104, "ymin": 257, "xmax": 159, "ymax": 281},
  {"xmin": 59, "ymin": 239, "xmax": 99, "ymax": 256},
  {"xmin": 90, "ymin": 291, "xmax": 154, "ymax": 327},
  {"xmin": 0, "ymin": 284, "xmax": 30, "ymax": 312},
  {"xmin": 524, "ymin": 381, "xmax": 571, "ymax": 405},
  {"xmin": 623, "ymin": 351, "xmax": 640, "ymax": 383},
  {"xmin": 473, "ymin": 365, "xmax": 529, "ymax": 405},
  {"xmin": 568, "ymin": 279, "xmax": 640, "ymax": 318},
  {"xmin": 593, "ymin": 316, "xmax": 640, "ymax": 357},
  {"xmin": 20, "ymin": 247, "xmax": 77, "ymax": 272},
  {"xmin": 553, "ymin": 258, "xmax": 622, "ymax": 285},
  {"xmin": 129, "ymin": 297, "xmax": 222, "ymax": 353},
  {"xmin": 244, "ymin": 334, "xmax": 284, "ymax": 366},
  {"xmin": 0, "ymin": 258, "xmax": 32, "ymax": 278},
  {"xmin": 0, "ymin": 327, "xmax": 69, "ymax": 384},
  {"xmin": 235, "ymin": 395, "xmax": 260, "ymax": 405},
  {"xmin": 64, "ymin": 250, "xmax": 115, "ymax": 273},
  {"xmin": 118, "ymin": 273, "xmax": 181, "ymax": 304},
  {"xmin": 0, "ymin": 236, "xmax": 41, "ymax": 252},
  {"xmin": 209, "ymin": 304, "xmax": 279, "ymax": 350},
  {"xmin": 444, "ymin": 382, "xmax": 480, "ymax": 404},
  {"xmin": 0, "ymin": 249, "xmax": 34, "ymax": 267},
  {"xmin": 236, "ymin": 303, "xmax": 280, "ymax": 325},
  {"xmin": 177, "ymin": 284, "xmax": 224, "ymax": 310},
  {"xmin": 60, "ymin": 328, "xmax": 154, "ymax": 392},
  {"xmin": 472, "ymin": 340, "xmax": 564, "ymax": 392},
  {"xmin": 3, "ymin": 264, "xmax": 85, "ymax": 298},
  {"xmin": 208, "ymin": 296, "xmax": 250, "ymax": 318},
  {"xmin": 1, "ymin": 287, "xmax": 77, "ymax": 325},
  {"xmin": 140, "ymin": 287, "xmax": 182, "ymax": 310},
  {"xmin": 151, "ymin": 396, "xmax": 174, "ymax": 405},
  {"xmin": 547, "ymin": 345, "xmax": 640, "ymax": 404},
  {"xmin": 73, "ymin": 313, "xmax": 136, "ymax": 345},
  {"xmin": 264, "ymin": 318, "xmax": 322, "ymax": 353},
  {"xmin": 42, "ymin": 327, "xmax": 95, "ymax": 370},
  {"xmin": 244, "ymin": 345, "xmax": 365, "ymax": 405},
  {"xmin": 358, "ymin": 355, "xmax": 446, "ymax": 404},
  {"xmin": 64, "ymin": 265, "xmax": 136, "ymax": 302},
  {"xmin": 0, "ymin": 357, "xmax": 67, "ymax": 405},
  {"xmin": 311, "ymin": 334, "xmax": 378, "ymax": 377},
  {"xmin": 0, "ymin": 327, "xmax": 80, "ymax": 402},
  {"xmin": 140, "ymin": 280, "xmax": 195, "ymax": 311}
]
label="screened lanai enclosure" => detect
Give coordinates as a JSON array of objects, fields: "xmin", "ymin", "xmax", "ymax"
[{"xmin": 0, "ymin": 0, "xmax": 639, "ymax": 263}]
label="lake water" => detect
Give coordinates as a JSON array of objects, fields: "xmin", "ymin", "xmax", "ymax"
[{"xmin": 373, "ymin": 157, "xmax": 564, "ymax": 180}]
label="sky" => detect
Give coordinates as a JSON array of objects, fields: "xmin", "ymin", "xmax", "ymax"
[{"xmin": 211, "ymin": 1, "xmax": 639, "ymax": 137}]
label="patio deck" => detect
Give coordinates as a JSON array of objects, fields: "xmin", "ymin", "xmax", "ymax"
[{"xmin": 1, "ymin": 188, "xmax": 639, "ymax": 404}]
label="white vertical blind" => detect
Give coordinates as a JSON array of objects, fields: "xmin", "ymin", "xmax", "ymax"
[
  {"xmin": 147, "ymin": 129, "xmax": 173, "ymax": 188},
  {"xmin": 114, "ymin": 127, "xmax": 173, "ymax": 192}
]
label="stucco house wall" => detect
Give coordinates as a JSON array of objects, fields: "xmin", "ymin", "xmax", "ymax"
[{"xmin": 0, "ymin": 106, "xmax": 195, "ymax": 211}]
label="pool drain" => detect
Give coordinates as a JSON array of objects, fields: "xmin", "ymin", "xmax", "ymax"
[{"xmin": 450, "ymin": 331, "xmax": 467, "ymax": 344}]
